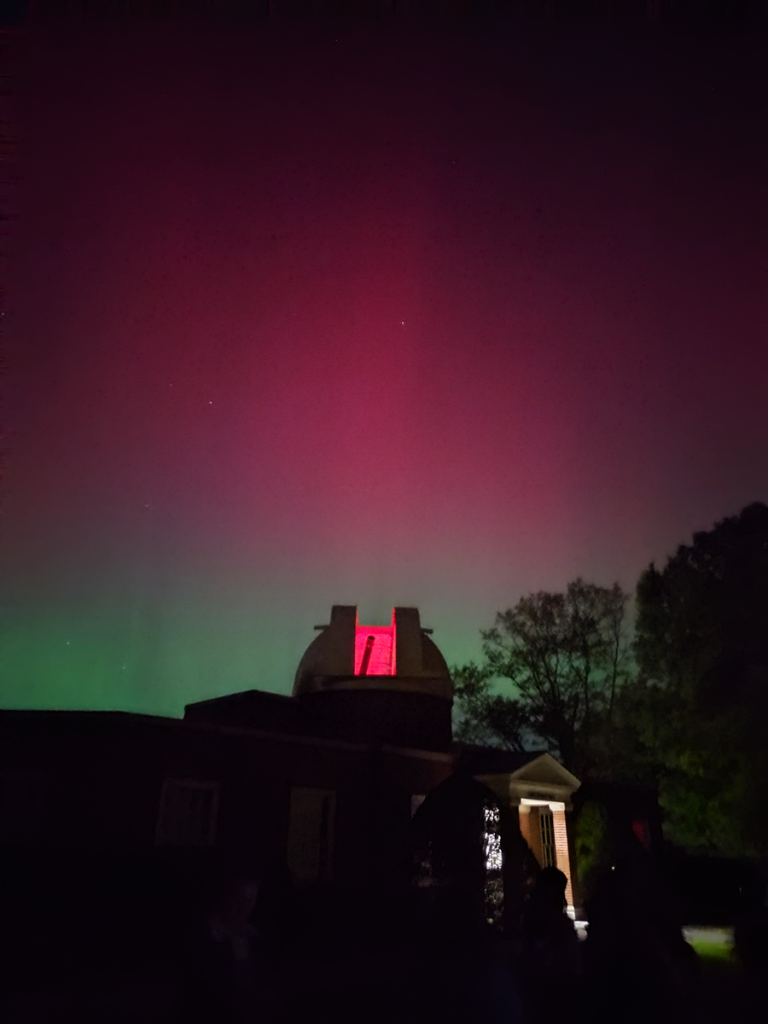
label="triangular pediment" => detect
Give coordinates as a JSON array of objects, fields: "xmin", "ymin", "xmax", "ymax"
[{"xmin": 508, "ymin": 752, "xmax": 580, "ymax": 790}]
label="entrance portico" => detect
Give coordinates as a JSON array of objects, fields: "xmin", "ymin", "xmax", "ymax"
[{"xmin": 475, "ymin": 752, "xmax": 580, "ymax": 911}]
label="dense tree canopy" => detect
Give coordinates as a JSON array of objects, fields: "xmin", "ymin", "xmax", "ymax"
[
  {"xmin": 635, "ymin": 502, "xmax": 768, "ymax": 705},
  {"xmin": 633, "ymin": 502, "xmax": 768, "ymax": 855}
]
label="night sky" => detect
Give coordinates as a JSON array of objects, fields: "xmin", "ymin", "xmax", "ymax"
[{"xmin": 2, "ymin": 14, "xmax": 766, "ymax": 716}]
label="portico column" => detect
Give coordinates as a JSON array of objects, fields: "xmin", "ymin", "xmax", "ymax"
[{"xmin": 552, "ymin": 805, "xmax": 574, "ymax": 909}]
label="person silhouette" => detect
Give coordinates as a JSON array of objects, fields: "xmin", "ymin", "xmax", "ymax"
[
  {"xmin": 521, "ymin": 867, "xmax": 580, "ymax": 1022},
  {"xmin": 579, "ymin": 846, "xmax": 699, "ymax": 1024},
  {"xmin": 177, "ymin": 871, "xmax": 280, "ymax": 1024}
]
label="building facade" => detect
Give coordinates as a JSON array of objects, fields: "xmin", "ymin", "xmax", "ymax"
[{"xmin": 1, "ymin": 606, "xmax": 583, "ymax": 914}]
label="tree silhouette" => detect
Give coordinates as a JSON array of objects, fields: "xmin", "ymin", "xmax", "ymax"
[
  {"xmin": 454, "ymin": 579, "xmax": 632, "ymax": 776},
  {"xmin": 634, "ymin": 503, "xmax": 768, "ymax": 855}
]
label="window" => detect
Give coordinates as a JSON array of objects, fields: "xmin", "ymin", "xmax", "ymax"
[
  {"xmin": 155, "ymin": 779, "xmax": 219, "ymax": 847},
  {"xmin": 287, "ymin": 787, "xmax": 335, "ymax": 884},
  {"xmin": 0, "ymin": 771, "xmax": 44, "ymax": 842},
  {"xmin": 539, "ymin": 808, "xmax": 556, "ymax": 867}
]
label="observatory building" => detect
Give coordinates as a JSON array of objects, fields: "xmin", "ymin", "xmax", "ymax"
[
  {"xmin": 0, "ymin": 605, "xmax": 659, "ymax": 922},
  {"xmin": 181, "ymin": 605, "xmax": 455, "ymax": 752}
]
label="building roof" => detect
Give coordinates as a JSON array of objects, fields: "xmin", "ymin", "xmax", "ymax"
[{"xmin": 454, "ymin": 744, "xmax": 581, "ymax": 789}]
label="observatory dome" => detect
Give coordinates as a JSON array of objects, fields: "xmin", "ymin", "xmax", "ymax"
[{"xmin": 292, "ymin": 606, "xmax": 453, "ymax": 750}]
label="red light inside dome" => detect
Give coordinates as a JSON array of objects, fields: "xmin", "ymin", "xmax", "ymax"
[{"xmin": 354, "ymin": 619, "xmax": 396, "ymax": 676}]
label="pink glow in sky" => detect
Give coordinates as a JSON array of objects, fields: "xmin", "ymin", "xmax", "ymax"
[{"xmin": 2, "ymin": 19, "xmax": 766, "ymax": 715}]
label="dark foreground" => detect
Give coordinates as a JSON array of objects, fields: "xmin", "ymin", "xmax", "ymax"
[
  {"xmin": 3, "ymin": 850, "xmax": 767, "ymax": 1024},
  {"xmin": 2, "ymin": 930, "xmax": 765, "ymax": 1024}
]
